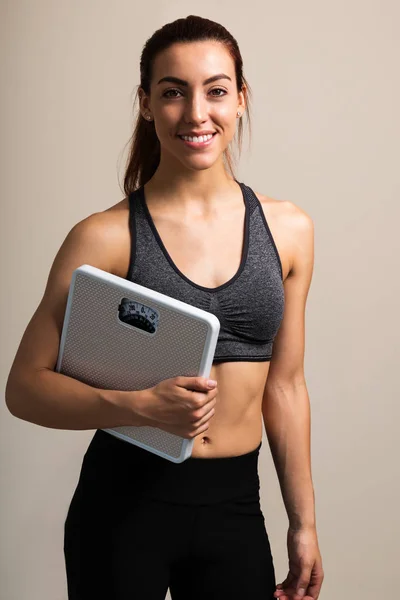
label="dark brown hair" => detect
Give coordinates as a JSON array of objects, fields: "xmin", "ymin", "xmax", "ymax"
[{"xmin": 120, "ymin": 15, "xmax": 252, "ymax": 196}]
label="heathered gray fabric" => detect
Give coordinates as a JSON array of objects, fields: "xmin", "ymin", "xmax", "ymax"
[{"xmin": 126, "ymin": 180, "xmax": 284, "ymax": 363}]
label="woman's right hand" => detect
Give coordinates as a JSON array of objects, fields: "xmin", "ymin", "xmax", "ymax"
[{"xmin": 138, "ymin": 376, "xmax": 218, "ymax": 439}]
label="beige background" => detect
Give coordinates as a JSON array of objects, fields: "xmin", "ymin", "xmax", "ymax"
[{"xmin": 1, "ymin": 1, "xmax": 399, "ymax": 599}]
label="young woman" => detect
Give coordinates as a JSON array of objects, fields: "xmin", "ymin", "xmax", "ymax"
[{"xmin": 6, "ymin": 15, "xmax": 324, "ymax": 600}]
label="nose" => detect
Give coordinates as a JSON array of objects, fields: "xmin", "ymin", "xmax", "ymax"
[{"xmin": 183, "ymin": 91, "xmax": 208, "ymax": 125}]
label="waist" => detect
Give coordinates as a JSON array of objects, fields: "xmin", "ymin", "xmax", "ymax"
[{"xmin": 81, "ymin": 429, "xmax": 262, "ymax": 505}]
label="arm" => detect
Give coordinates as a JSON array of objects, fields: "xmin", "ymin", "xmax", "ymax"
[
  {"xmin": 262, "ymin": 205, "xmax": 315, "ymax": 530},
  {"xmin": 5, "ymin": 368, "xmax": 148, "ymax": 431},
  {"xmin": 5, "ymin": 213, "xmax": 149, "ymax": 430}
]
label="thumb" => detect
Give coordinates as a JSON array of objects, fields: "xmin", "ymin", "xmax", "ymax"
[
  {"xmin": 296, "ymin": 567, "xmax": 312, "ymax": 597},
  {"xmin": 278, "ymin": 572, "xmax": 295, "ymax": 589}
]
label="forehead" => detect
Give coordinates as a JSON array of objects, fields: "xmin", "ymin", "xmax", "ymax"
[{"xmin": 152, "ymin": 41, "xmax": 234, "ymax": 82}]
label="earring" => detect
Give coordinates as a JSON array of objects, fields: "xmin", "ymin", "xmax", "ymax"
[
  {"xmin": 145, "ymin": 114, "xmax": 152, "ymax": 121},
  {"xmin": 237, "ymin": 111, "xmax": 241, "ymax": 118}
]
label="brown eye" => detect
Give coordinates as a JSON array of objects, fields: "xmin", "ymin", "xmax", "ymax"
[
  {"xmin": 210, "ymin": 88, "xmax": 226, "ymax": 97},
  {"xmin": 163, "ymin": 89, "xmax": 181, "ymax": 98},
  {"xmin": 163, "ymin": 88, "xmax": 227, "ymax": 99}
]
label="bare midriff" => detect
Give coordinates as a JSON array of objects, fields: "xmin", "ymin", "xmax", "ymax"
[{"xmin": 190, "ymin": 359, "xmax": 270, "ymax": 457}]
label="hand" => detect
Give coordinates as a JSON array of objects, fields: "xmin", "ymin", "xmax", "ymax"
[
  {"xmin": 139, "ymin": 376, "xmax": 218, "ymax": 439},
  {"xmin": 274, "ymin": 525, "xmax": 324, "ymax": 600}
]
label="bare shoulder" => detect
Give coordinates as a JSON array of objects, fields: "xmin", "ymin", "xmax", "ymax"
[
  {"xmin": 79, "ymin": 196, "xmax": 131, "ymax": 278},
  {"xmin": 254, "ymin": 191, "xmax": 312, "ymax": 230},
  {"xmin": 5, "ymin": 197, "xmax": 132, "ymax": 378},
  {"xmin": 253, "ymin": 191, "xmax": 313, "ymax": 279}
]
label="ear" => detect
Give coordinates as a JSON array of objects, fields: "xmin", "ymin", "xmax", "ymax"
[
  {"xmin": 138, "ymin": 87, "xmax": 151, "ymax": 115},
  {"xmin": 238, "ymin": 84, "xmax": 247, "ymax": 114}
]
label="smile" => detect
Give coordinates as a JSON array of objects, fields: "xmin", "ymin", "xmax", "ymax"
[{"xmin": 177, "ymin": 132, "xmax": 218, "ymax": 148}]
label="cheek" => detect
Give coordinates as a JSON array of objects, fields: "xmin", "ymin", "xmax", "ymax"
[
  {"xmin": 153, "ymin": 117, "xmax": 175, "ymax": 140},
  {"xmin": 212, "ymin": 105, "xmax": 237, "ymax": 128},
  {"xmin": 217, "ymin": 105, "xmax": 235, "ymax": 118},
  {"xmin": 154, "ymin": 102, "xmax": 173, "ymax": 120}
]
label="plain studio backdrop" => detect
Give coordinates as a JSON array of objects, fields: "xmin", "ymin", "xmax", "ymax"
[{"xmin": 1, "ymin": 2, "xmax": 399, "ymax": 599}]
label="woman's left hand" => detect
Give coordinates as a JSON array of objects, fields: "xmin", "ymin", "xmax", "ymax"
[{"xmin": 273, "ymin": 525, "xmax": 324, "ymax": 600}]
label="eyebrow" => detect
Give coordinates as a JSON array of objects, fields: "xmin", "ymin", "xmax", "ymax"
[{"xmin": 157, "ymin": 73, "xmax": 232, "ymax": 86}]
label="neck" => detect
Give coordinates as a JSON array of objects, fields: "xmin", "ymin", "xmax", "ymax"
[{"xmin": 146, "ymin": 162, "xmax": 238, "ymax": 212}]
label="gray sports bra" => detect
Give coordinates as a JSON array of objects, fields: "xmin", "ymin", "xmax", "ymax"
[{"xmin": 126, "ymin": 180, "xmax": 285, "ymax": 363}]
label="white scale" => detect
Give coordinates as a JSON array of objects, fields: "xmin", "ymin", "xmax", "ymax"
[{"xmin": 56, "ymin": 264, "xmax": 220, "ymax": 463}]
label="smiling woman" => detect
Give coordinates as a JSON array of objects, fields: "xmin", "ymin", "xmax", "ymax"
[
  {"xmin": 120, "ymin": 19, "xmax": 253, "ymax": 190},
  {"xmin": 134, "ymin": 48, "xmax": 248, "ymax": 182},
  {"xmin": 5, "ymin": 13, "xmax": 323, "ymax": 600}
]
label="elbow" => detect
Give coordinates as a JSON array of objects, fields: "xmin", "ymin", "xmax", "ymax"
[
  {"xmin": 5, "ymin": 376, "xmax": 19, "ymax": 416},
  {"xmin": 5, "ymin": 372, "xmax": 28, "ymax": 419},
  {"xmin": 265, "ymin": 374, "xmax": 307, "ymax": 397}
]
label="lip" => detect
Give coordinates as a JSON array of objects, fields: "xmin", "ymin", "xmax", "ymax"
[
  {"xmin": 178, "ymin": 131, "xmax": 216, "ymax": 136},
  {"xmin": 177, "ymin": 132, "xmax": 218, "ymax": 149}
]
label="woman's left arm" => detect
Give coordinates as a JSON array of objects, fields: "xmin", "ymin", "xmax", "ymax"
[{"xmin": 262, "ymin": 205, "xmax": 324, "ymax": 600}]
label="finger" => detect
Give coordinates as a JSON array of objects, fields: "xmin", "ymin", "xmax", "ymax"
[
  {"xmin": 305, "ymin": 573, "xmax": 323, "ymax": 599},
  {"xmin": 274, "ymin": 583, "xmax": 295, "ymax": 600},
  {"xmin": 273, "ymin": 584, "xmax": 289, "ymax": 599},
  {"xmin": 295, "ymin": 567, "xmax": 313, "ymax": 598},
  {"xmin": 192, "ymin": 405, "xmax": 215, "ymax": 427},
  {"xmin": 306, "ymin": 580, "xmax": 321, "ymax": 599},
  {"xmin": 276, "ymin": 584, "xmax": 312, "ymax": 600},
  {"xmin": 273, "ymin": 587, "xmax": 287, "ymax": 597},
  {"xmin": 274, "ymin": 577, "xmax": 294, "ymax": 598}
]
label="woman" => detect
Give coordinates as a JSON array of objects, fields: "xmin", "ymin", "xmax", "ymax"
[{"xmin": 5, "ymin": 15, "xmax": 324, "ymax": 600}]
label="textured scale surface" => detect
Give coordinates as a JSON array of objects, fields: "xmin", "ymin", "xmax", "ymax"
[{"xmin": 57, "ymin": 269, "xmax": 218, "ymax": 461}]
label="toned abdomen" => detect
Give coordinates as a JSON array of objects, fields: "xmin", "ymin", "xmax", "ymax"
[{"xmin": 191, "ymin": 360, "xmax": 270, "ymax": 458}]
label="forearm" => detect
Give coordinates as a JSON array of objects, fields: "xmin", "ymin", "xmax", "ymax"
[
  {"xmin": 5, "ymin": 368, "xmax": 148, "ymax": 431},
  {"xmin": 262, "ymin": 380, "xmax": 316, "ymax": 530}
]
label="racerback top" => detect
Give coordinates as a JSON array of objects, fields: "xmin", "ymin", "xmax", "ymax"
[{"xmin": 126, "ymin": 180, "xmax": 285, "ymax": 363}]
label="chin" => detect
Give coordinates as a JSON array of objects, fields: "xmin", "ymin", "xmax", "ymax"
[{"xmin": 184, "ymin": 157, "xmax": 220, "ymax": 169}]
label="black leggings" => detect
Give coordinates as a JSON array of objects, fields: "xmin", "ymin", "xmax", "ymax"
[{"xmin": 64, "ymin": 429, "xmax": 276, "ymax": 599}]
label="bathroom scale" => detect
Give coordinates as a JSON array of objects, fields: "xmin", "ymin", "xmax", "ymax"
[{"xmin": 55, "ymin": 264, "xmax": 220, "ymax": 463}]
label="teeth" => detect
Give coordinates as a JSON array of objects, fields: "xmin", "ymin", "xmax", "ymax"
[{"xmin": 180, "ymin": 133, "xmax": 214, "ymax": 143}]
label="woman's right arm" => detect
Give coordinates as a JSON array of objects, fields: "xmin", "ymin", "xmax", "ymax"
[{"xmin": 5, "ymin": 212, "xmax": 150, "ymax": 431}]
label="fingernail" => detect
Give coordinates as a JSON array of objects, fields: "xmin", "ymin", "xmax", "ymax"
[
  {"xmin": 298, "ymin": 588, "xmax": 306, "ymax": 597},
  {"xmin": 207, "ymin": 379, "xmax": 217, "ymax": 387}
]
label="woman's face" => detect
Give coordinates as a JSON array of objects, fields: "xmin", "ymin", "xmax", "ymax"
[{"xmin": 140, "ymin": 41, "xmax": 246, "ymax": 171}]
